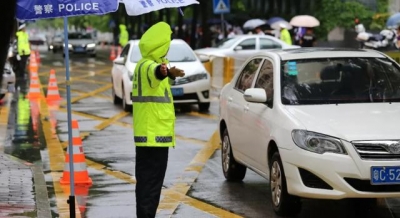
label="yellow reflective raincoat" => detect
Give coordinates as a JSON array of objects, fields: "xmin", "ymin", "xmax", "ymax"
[
  {"xmin": 280, "ymin": 28, "xmax": 292, "ymax": 45},
  {"xmin": 16, "ymin": 31, "xmax": 31, "ymax": 56},
  {"xmin": 132, "ymin": 22, "xmax": 175, "ymax": 147},
  {"xmin": 119, "ymin": 24, "xmax": 129, "ymax": 47}
]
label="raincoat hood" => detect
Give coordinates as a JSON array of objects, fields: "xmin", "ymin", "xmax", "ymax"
[
  {"xmin": 139, "ymin": 22, "xmax": 172, "ymax": 63},
  {"xmin": 119, "ymin": 24, "xmax": 127, "ymax": 31}
]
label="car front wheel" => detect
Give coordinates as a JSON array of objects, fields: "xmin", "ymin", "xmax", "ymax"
[
  {"xmin": 111, "ymin": 79, "xmax": 122, "ymax": 105},
  {"xmin": 221, "ymin": 128, "xmax": 246, "ymax": 182},
  {"xmin": 198, "ymin": 102, "xmax": 210, "ymax": 112},
  {"xmin": 122, "ymin": 85, "xmax": 132, "ymax": 112},
  {"xmin": 270, "ymin": 152, "xmax": 301, "ymax": 216}
]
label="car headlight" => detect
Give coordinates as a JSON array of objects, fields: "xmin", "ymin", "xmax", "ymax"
[
  {"xmin": 87, "ymin": 43, "xmax": 96, "ymax": 48},
  {"xmin": 63, "ymin": 44, "xmax": 72, "ymax": 48},
  {"xmin": 291, "ymin": 130, "xmax": 347, "ymax": 154},
  {"xmin": 174, "ymin": 73, "xmax": 208, "ymax": 85}
]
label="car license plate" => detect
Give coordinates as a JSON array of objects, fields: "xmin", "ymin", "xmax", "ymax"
[
  {"xmin": 371, "ymin": 166, "xmax": 400, "ymax": 185},
  {"xmin": 171, "ymin": 88, "xmax": 184, "ymax": 96},
  {"xmin": 75, "ymin": 47, "xmax": 84, "ymax": 52}
]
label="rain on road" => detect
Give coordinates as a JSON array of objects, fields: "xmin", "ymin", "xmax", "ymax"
[{"xmin": 3, "ymin": 48, "xmax": 400, "ymax": 218}]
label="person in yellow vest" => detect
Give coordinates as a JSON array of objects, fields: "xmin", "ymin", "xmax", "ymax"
[
  {"xmin": 15, "ymin": 24, "xmax": 31, "ymax": 79},
  {"xmin": 132, "ymin": 21, "xmax": 185, "ymax": 218},
  {"xmin": 279, "ymin": 23, "xmax": 292, "ymax": 45},
  {"xmin": 119, "ymin": 24, "xmax": 129, "ymax": 47}
]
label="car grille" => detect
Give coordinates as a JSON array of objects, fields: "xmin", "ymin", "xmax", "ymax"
[{"xmin": 352, "ymin": 140, "xmax": 400, "ymax": 160}]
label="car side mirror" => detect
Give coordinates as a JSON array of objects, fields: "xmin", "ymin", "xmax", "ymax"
[
  {"xmin": 198, "ymin": 54, "xmax": 210, "ymax": 63},
  {"xmin": 244, "ymin": 88, "xmax": 267, "ymax": 103},
  {"xmin": 234, "ymin": 46, "xmax": 243, "ymax": 51},
  {"xmin": 114, "ymin": 57, "xmax": 125, "ymax": 65}
]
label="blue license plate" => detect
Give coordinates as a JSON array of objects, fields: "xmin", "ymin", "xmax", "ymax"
[
  {"xmin": 171, "ymin": 88, "xmax": 184, "ymax": 96},
  {"xmin": 371, "ymin": 166, "xmax": 400, "ymax": 185},
  {"xmin": 75, "ymin": 47, "xmax": 84, "ymax": 52}
]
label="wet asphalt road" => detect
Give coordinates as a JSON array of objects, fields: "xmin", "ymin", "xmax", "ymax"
[{"xmin": 5, "ymin": 47, "xmax": 400, "ymax": 218}]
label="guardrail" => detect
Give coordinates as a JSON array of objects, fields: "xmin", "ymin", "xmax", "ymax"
[{"xmin": 202, "ymin": 55, "xmax": 247, "ymax": 91}]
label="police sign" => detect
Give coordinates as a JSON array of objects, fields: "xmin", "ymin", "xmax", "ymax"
[{"xmin": 16, "ymin": 0, "xmax": 118, "ymax": 20}]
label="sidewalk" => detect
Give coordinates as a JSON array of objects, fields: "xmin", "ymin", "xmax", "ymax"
[{"xmin": 0, "ymin": 94, "xmax": 51, "ymax": 218}]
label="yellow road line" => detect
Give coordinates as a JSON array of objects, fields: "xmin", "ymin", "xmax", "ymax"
[
  {"xmin": 60, "ymin": 84, "xmax": 112, "ymax": 105},
  {"xmin": 58, "ymin": 88, "xmax": 111, "ymax": 100},
  {"xmin": 94, "ymin": 111, "xmax": 130, "ymax": 131},
  {"xmin": 183, "ymin": 196, "xmax": 243, "ymax": 218},
  {"xmin": 186, "ymin": 111, "xmax": 218, "ymax": 120},
  {"xmin": 39, "ymin": 88, "xmax": 81, "ymax": 218},
  {"xmin": 0, "ymin": 94, "xmax": 11, "ymax": 152},
  {"xmin": 86, "ymin": 159, "xmax": 137, "ymax": 184},
  {"xmin": 77, "ymin": 79, "xmax": 110, "ymax": 85}
]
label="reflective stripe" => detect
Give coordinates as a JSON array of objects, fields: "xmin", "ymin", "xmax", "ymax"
[
  {"xmin": 134, "ymin": 136, "xmax": 147, "ymax": 143},
  {"xmin": 66, "ymin": 146, "xmax": 83, "ymax": 154},
  {"xmin": 146, "ymin": 62, "xmax": 157, "ymax": 88},
  {"xmin": 156, "ymin": 136, "xmax": 173, "ymax": 143},
  {"xmin": 72, "ymin": 129, "xmax": 80, "ymax": 137},
  {"xmin": 134, "ymin": 136, "xmax": 173, "ymax": 143},
  {"xmin": 132, "ymin": 60, "xmax": 171, "ymax": 103},
  {"xmin": 64, "ymin": 162, "xmax": 87, "ymax": 172}
]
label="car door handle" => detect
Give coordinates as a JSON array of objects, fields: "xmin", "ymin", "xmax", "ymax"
[{"xmin": 244, "ymin": 105, "xmax": 249, "ymax": 112}]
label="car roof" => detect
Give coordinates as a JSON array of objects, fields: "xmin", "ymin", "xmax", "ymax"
[
  {"xmin": 264, "ymin": 47, "xmax": 387, "ymax": 61},
  {"xmin": 129, "ymin": 38, "xmax": 189, "ymax": 46}
]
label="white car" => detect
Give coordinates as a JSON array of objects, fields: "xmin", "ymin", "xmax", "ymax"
[
  {"xmin": 194, "ymin": 35, "xmax": 300, "ymax": 60},
  {"xmin": 219, "ymin": 48, "xmax": 400, "ymax": 216},
  {"xmin": 111, "ymin": 39, "xmax": 211, "ymax": 112}
]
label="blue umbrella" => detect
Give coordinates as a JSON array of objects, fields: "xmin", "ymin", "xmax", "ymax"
[
  {"xmin": 386, "ymin": 13, "xmax": 400, "ymax": 28},
  {"xmin": 16, "ymin": 0, "xmax": 199, "ymax": 217},
  {"xmin": 268, "ymin": 17, "xmax": 285, "ymax": 25}
]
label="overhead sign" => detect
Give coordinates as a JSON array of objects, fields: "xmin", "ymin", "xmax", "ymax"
[
  {"xmin": 213, "ymin": 0, "xmax": 230, "ymax": 14},
  {"xmin": 16, "ymin": 0, "xmax": 118, "ymax": 20},
  {"xmin": 123, "ymin": 0, "xmax": 199, "ymax": 16}
]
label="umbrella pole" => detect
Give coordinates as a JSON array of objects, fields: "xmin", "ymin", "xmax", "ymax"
[{"xmin": 63, "ymin": 16, "xmax": 76, "ymax": 218}]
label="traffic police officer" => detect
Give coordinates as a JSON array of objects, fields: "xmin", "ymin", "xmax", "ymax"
[
  {"xmin": 132, "ymin": 21, "xmax": 185, "ymax": 218},
  {"xmin": 15, "ymin": 23, "xmax": 30, "ymax": 78}
]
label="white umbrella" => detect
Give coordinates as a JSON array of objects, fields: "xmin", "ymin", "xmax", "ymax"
[
  {"xmin": 290, "ymin": 15, "xmax": 320, "ymax": 28},
  {"xmin": 271, "ymin": 21, "xmax": 292, "ymax": 30},
  {"xmin": 243, "ymin": 19, "xmax": 267, "ymax": 29},
  {"xmin": 122, "ymin": 0, "xmax": 199, "ymax": 16}
]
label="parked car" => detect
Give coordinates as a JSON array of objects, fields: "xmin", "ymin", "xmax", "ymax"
[
  {"xmin": 218, "ymin": 48, "xmax": 400, "ymax": 216},
  {"xmin": 1, "ymin": 61, "xmax": 16, "ymax": 101},
  {"xmin": 63, "ymin": 32, "xmax": 97, "ymax": 57},
  {"xmin": 194, "ymin": 35, "xmax": 300, "ymax": 60},
  {"xmin": 111, "ymin": 39, "xmax": 211, "ymax": 112}
]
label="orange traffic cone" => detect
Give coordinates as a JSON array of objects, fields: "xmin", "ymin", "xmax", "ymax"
[
  {"xmin": 36, "ymin": 50, "xmax": 41, "ymax": 64},
  {"xmin": 60, "ymin": 120, "xmax": 92, "ymax": 185},
  {"xmin": 60, "ymin": 184, "xmax": 91, "ymax": 215},
  {"xmin": 26, "ymin": 71, "xmax": 41, "ymax": 100},
  {"xmin": 29, "ymin": 51, "xmax": 38, "ymax": 73},
  {"xmin": 46, "ymin": 69, "xmax": 62, "ymax": 102},
  {"xmin": 30, "ymin": 99, "xmax": 40, "ymax": 138},
  {"xmin": 109, "ymin": 45, "xmax": 116, "ymax": 61},
  {"xmin": 117, "ymin": 46, "xmax": 122, "ymax": 56}
]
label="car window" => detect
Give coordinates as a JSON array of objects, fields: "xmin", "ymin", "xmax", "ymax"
[
  {"xmin": 215, "ymin": 37, "xmax": 241, "ymax": 49},
  {"xmin": 68, "ymin": 33, "xmax": 92, "ymax": 39},
  {"xmin": 130, "ymin": 43, "xmax": 197, "ymax": 63},
  {"xmin": 260, "ymin": 38, "xmax": 282, "ymax": 49},
  {"xmin": 120, "ymin": 44, "xmax": 130, "ymax": 58},
  {"xmin": 238, "ymin": 39, "xmax": 256, "ymax": 50},
  {"xmin": 235, "ymin": 58, "xmax": 263, "ymax": 92},
  {"xmin": 255, "ymin": 59, "xmax": 274, "ymax": 104}
]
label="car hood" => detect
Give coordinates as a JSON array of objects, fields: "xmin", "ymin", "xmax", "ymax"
[
  {"xmin": 69, "ymin": 39, "xmax": 95, "ymax": 45},
  {"xmin": 194, "ymin": 48, "xmax": 230, "ymax": 56},
  {"xmin": 285, "ymin": 103, "xmax": 400, "ymax": 141},
  {"xmin": 127, "ymin": 61, "xmax": 206, "ymax": 77}
]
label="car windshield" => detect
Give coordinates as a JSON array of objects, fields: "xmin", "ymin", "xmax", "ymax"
[
  {"xmin": 130, "ymin": 43, "xmax": 197, "ymax": 63},
  {"xmin": 68, "ymin": 33, "xmax": 92, "ymax": 40},
  {"xmin": 214, "ymin": 37, "xmax": 241, "ymax": 49},
  {"xmin": 281, "ymin": 57, "xmax": 400, "ymax": 105}
]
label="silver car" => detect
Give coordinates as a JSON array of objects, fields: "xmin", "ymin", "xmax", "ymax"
[{"xmin": 64, "ymin": 32, "xmax": 97, "ymax": 57}]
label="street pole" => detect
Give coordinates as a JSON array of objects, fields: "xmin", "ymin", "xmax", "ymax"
[
  {"xmin": 221, "ymin": 13, "xmax": 225, "ymax": 39},
  {"xmin": 63, "ymin": 16, "xmax": 76, "ymax": 218}
]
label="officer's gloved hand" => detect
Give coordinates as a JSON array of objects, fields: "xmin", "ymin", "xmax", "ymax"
[
  {"xmin": 169, "ymin": 66, "xmax": 185, "ymax": 78},
  {"xmin": 16, "ymin": 55, "xmax": 21, "ymax": 61}
]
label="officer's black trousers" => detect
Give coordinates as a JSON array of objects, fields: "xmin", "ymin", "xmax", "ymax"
[{"xmin": 135, "ymin": 146, "xmax": 169, "ymax": 218}]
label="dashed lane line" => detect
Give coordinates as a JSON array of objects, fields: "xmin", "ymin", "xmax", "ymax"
[{"xmin": 186, "ymin": 111, "xmax": 218, "ymax": 120}]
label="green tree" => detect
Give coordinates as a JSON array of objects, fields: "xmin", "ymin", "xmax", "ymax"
[{"xmin": 314, "ymin": 0, "xmax": 374, "ymax": 39}]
